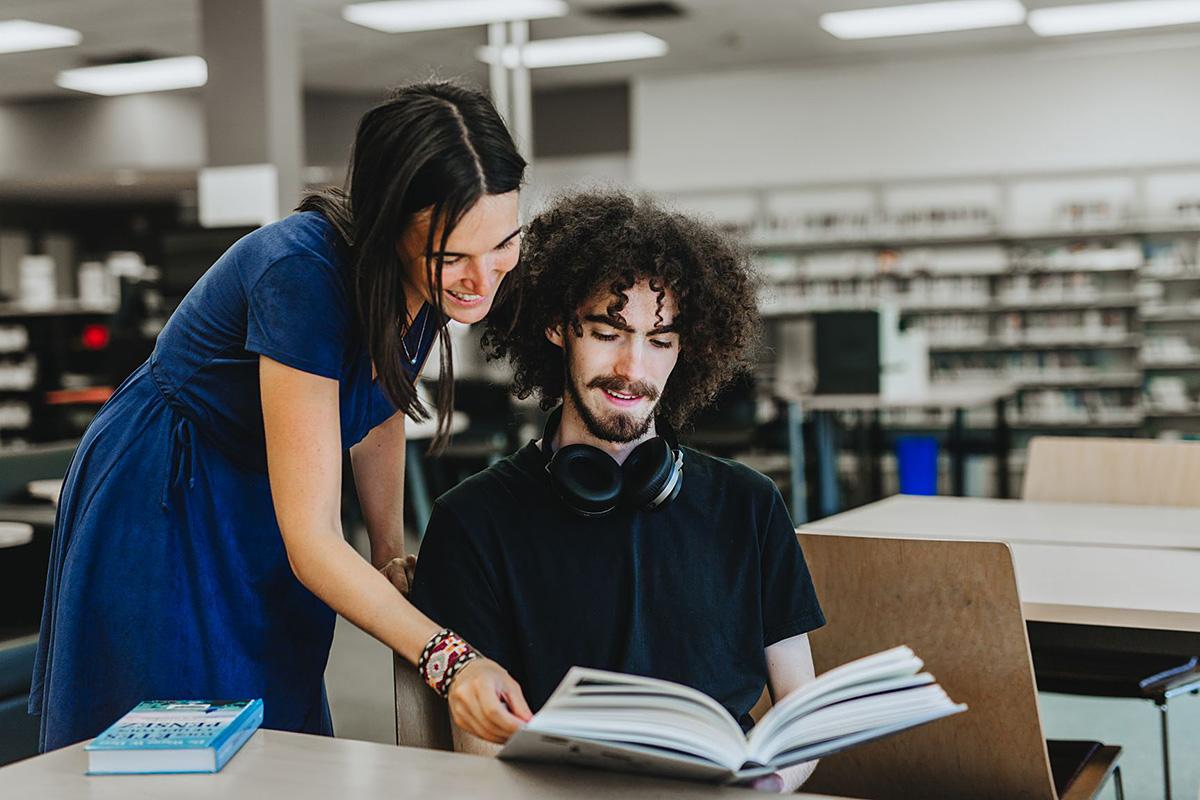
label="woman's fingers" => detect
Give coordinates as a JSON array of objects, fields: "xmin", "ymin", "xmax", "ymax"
[
  {"xmin": 378, "ymin": 556, "xmax": 412, "ymax": 594},
  {"xmin": 448, "ymin": 658, "xmax": 529, "ymax": 743},
  {"xmin": 474, "ymin": 673, "xmax": 524, "ymax": 739},
  {"xmin": 452, "ymin": 702, "xmax": 506, "ymax": 743},
  {"xmin": 481, "ymin": 693, "xmax": 523, "ymax": 737},
  {"xmin": 500, "ymin": 675, "xmax": 533, "ymax": 722},
  {"xmin": 402, "ymin": 554, "xmax": 417, "ymax": 589}
]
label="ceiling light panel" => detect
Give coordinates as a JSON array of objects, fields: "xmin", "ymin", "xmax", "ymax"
[
  {"xmin": 1029, "ymin": 1, "xmax": 1200, "ymax": 37},
  {"xmin": 476, "ymin": 32, "xmax": 668, "ymax": 68},
  {"xmin": 343, "ymin": 0, "xmax": 568, "ymax": 33},
  {"xmin": 820, "ymin": 0, "xmax": 1027, "ymax": 40},
  {"xmin": 0, "ymin": 19, "xmax": 82, "ymax": 54},
  {"xmin": 56, "ymin": 56, "xmax": 208, "ymax": 96}
]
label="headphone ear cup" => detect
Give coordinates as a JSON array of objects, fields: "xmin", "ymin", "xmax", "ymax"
[
  {"xmin": 621, "ymin": 437, "xmax": 679, "ymax": 510},
  {"xmin": 548, "ymin": 444, "xmax": 623, "ymax": 517}
]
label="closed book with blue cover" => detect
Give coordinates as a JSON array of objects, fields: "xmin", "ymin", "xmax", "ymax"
[{"xmin": 85, "ymin": 699, "xmax": 264, "ymax": 775}]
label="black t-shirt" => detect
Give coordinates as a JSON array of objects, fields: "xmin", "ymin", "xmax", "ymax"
[{"xmin": 409, "ymin": 441, "xmax": 825, "ymax": 730}]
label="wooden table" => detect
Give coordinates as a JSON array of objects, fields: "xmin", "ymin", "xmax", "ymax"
[
  {"xmin": 802, "ymin": 494, "xmax": 1200, "ymax": 656},
  {"xmin": 0, "ymin": 729, "xmax": 851, "ymax": 799},
  {"xmin": 777, "ymin": 382, "xmax": 1015, "ymax": 522}
]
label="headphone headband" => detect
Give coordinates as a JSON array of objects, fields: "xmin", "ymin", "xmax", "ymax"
[{"xmin": 539, "ymin": 405, "xmax": 683, "ymax": 517}]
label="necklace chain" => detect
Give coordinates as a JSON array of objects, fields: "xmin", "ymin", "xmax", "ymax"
[{"xmin": 402, "ymin": 306, "xmax": 429, "ymax": 365}]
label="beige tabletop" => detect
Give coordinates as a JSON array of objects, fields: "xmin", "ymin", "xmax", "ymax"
[
  {"xmin": 0, "ymin": 729, "xmax": 852, "ymax": 799},
  {"xmin": 802, "ymin": 494, "xmax": 1200, "ymax": 633}
]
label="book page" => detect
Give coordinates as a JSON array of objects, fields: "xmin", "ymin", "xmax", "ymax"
[
  {"xmin": 751, "ymin": 645, "xmax": 923, "ymax": 745},
  {"xmin": 528, "ymin": 667, "xmax": 749, "ymax": 764},
  {"xmin": 502, "ymin": 727, "xmax": 740, "ymax": 782}
]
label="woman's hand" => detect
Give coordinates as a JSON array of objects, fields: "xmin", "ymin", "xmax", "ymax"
[
  {"xmin": 447, "ymin": 658, "xmax": 533, "ymax": 744},
  {"xmin": 378, "ymin": 554, "xmax": 418, "ymax": 595}
]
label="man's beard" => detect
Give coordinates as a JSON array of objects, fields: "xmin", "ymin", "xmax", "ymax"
[{"xmin": 563, "ymin": 357, "xmax": 661, "ymax": 444}]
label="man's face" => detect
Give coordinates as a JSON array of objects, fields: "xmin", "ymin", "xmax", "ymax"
[{"xmin": 548, "ymin": 279, "xmax": 681, "ymax": 443}]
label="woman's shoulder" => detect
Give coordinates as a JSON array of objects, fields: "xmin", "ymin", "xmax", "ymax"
[
  {"xmin": 234, "ymin": 210, "xmax": 339, "ymax": 270},
  {"xmin": 234, "ymin": 212, "xmax": 347, "ymax": 290}
]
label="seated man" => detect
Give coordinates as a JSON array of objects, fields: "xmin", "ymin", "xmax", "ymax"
[{"xmin": 410, "ymin": 191, "xmax": 825, "ymax": 792}]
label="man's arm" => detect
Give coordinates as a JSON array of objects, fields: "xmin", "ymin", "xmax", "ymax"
[
  {"xmin": 762, "ymin": 633, "xmax": 819, "ymax": 792},
  {"xmin": 350, "ymin": 410, "xmax": 409, "ymax": 573}
]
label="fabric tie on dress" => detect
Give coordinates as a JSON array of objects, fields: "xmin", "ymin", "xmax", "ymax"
[{"xmin": 162, "ymin": 415, "xmax": 199, "ymax": 509}]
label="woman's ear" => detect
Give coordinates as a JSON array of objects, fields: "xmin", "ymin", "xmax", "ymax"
[{"xmin": 545, "ymin": 324, "xmax": 564, "ymax": 348}]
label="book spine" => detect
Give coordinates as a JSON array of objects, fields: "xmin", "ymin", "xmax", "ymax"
[
  {"xmin": 207, "ymin": 699, "xmax": 265, "ymax": 754},
  {"xmin": 213, "ymin": 705, "xmax": 264, "ymax": 772}
]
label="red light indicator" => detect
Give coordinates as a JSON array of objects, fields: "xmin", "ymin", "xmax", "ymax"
[{"xmin": 81, "ymin": 324, "xmax": 110, "ymax": 351}]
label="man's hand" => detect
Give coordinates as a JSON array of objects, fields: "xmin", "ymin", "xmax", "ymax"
[
  {"xmin": 447, "ymin": 658, "xmax": 533, "ymax": 744},
  {"xmin": 743, "ymin": 773, "xmax": 785, "ymax": 792},
  {"xmin": 739, "ymin": 759, "xmax": 817, "ymax": 793},
  {"xmin": 378, "ymin": 554, "xmax": 418, "ymax": 595}
]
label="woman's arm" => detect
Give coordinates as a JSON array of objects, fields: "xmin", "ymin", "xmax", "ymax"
[
  {"xmin": 349, "ymin": 410, "xmax": 409, "ymax": 572},
  {"xmin": 260, "ymin": 356, "xmax": 530, "ymax": 741}
]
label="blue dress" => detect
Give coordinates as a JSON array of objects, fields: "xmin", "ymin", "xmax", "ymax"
[{"xmin": 29, "ymin": 211, "xmax": 437, "ymax": 751}]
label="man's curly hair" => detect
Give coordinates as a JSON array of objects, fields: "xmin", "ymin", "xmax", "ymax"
[{"xmin": 482, "ymin": 191, "xmax": 760, "ymax": 429}]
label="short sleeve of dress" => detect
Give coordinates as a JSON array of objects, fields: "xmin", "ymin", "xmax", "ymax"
[{"xmin": 245, "ymin": 255, "xmax": 350, "ymax": 380}]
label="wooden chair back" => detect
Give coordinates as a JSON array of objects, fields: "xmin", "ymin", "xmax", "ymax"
[
  {"xmin": 1023, "ymin": 436, "xmax": 1200, "ymax": 507},
  {"xmin": 796, "ymin": 532, "xmax": 1058, "ymax": 800},
  {"xmin": 393, "ymin": 654, "xmax": 453, "ymax": 750}
]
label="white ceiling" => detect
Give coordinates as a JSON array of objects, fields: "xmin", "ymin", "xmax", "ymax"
[{"xmin": 0, "ymin": 0, "xmax": 1198, "ymax": 101}]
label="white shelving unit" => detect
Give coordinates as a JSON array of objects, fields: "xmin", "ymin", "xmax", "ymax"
[{"xmin": 668, "ymin": 168, "xmax": 1200, "ymax": 455}]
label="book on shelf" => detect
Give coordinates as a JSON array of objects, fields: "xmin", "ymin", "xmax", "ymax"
[
  {"xmin": 85, "ymin": 699, "xmax": 263, "ymax": 775},
  {"xmin": 499, "ymin": 645, "xmax": 964, "ymax": 785}
]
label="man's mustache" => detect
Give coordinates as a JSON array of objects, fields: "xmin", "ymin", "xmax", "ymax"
[{"xmin": 587, "ymin": 375, "xmax": 660, "ymax": 401}]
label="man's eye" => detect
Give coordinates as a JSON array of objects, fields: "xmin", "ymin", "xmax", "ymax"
[
  {"xmin": 591, "ymin": 332, "xmax": 618, "ymax": 342},
  {"xmin": 651, "ymin": 339, "xmax": 674, "ymax": 349}
]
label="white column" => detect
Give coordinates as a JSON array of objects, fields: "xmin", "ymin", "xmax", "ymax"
[
  {"xmin": 509, "ymin": 20, "xmax": 533, "ymax": 163},
  {"xmin": 198, "ymin": 0, "xmax": 303, "ymax": 228}
]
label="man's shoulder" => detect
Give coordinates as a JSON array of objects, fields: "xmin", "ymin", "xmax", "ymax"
[
  {"xmin": 680, "ymin": 446, "xmax": 779, "ymax": 499},
  {"xmin": 430, "ymin": 442, "xmax": 543, "ymax": 531}
]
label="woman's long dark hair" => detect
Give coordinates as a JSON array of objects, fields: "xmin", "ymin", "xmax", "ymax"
[{"xmin": 298, "ymin": 81, "xmax": 525, "ymax": 450}]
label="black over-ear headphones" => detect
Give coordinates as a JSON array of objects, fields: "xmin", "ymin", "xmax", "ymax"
[{"xmin": 540, "ymin": 405, "xmax": 684, "ymax": 518}]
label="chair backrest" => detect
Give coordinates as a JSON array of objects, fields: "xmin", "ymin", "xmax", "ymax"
[
  {"xmin": 796, "ymin": 532, "xmax": 1058, "ymax": 800},
  {"xmin": 1022, "ymin": 436, "xmax": 1200, "ymax": 507},
  {"xmin": 393, "ymin": 654, "xmax": 453, "ymax": 751}
]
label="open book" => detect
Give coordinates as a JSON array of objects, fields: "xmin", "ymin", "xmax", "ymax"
[{"xmin": 500, "ymin": 646, "xmax": 965, "ymax": 784}]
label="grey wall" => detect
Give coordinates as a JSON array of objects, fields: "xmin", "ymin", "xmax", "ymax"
[
  {"xmin": 0, "ymin": 82, "xmax": 631, "ymax": 188},
  {"xmin": 0, "ymin": 93, "xmax": 205, "ymax": 179},
  {"xmin": 533, "ymin": 83, "xmax": 629, "ymax": 159},
  {"xmin": 633, "ymin": 46, "xmax": 1200, "ymax": 191}
]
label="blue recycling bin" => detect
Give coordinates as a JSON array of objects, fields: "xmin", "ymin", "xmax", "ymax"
[{"xmin": 895, "ymin": 435, "xmax": 939, "ymax": 495}]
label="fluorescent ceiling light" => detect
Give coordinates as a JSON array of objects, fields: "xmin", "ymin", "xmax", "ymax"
[
  {"xmin": 56, "ymin": 56, "xmax": 207, "ymax": 96},
  {"xmin": 477, "ymin": 32, "xmax": 668, "ymax": 68},
  {"xmin": 820, "ymin": 0, "xmax": 1027, "ymax": 39},
  {"xmin": 343, "ymin": 0, "xmax": 567, "ymax": 33},
  {"xmin": 1029, "ymin": 1, "xmax": 1200, "ymax": 37},
  {"xmin": 0, "ymin": 19, "xmax": 82, "ymax": 54}
]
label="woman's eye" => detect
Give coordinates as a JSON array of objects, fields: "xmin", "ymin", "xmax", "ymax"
[
  {"xmin": 437, "ymin": 255, "xmax": 463, "ymax": 266},
  {"xmin": 497, "ymin": 237, "xmax": 518, "ymax": 251}
]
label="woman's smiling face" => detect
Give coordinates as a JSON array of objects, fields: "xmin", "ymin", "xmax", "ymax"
[{"xmin": 398, "ymin": 191, "xmax": 521, "ymax": 325}]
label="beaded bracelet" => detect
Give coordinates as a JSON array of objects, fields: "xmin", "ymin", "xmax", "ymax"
[{"xmin": 417, "ymin": 628, "xmax": 479, "ymax": 698}]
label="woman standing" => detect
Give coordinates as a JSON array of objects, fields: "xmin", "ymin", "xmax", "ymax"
[{"xmin": 31, "ymin": 81, "xmax": 531, "ymax": 750}]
